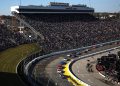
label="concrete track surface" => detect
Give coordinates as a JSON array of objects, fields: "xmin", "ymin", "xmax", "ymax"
[
  {"xmin": 72, "ymin": 48, "xmax": 120, "ymax": 86},
  {"xmin": 33, "ymin": 43, "xmax": 120, "ymax": 86},
  {"xmin": 33, "ymin": 55, "xmax": 73, "ymax": 86}
]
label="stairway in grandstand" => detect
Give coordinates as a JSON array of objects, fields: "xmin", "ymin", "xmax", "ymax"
[{"xmin": 12, "ymin": 13, "xmax": 44, "ymax": 40}]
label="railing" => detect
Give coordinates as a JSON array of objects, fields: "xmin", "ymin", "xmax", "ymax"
[{"xmin": 12, "ymin": 13, "xmax": 44, "ymax": 40}]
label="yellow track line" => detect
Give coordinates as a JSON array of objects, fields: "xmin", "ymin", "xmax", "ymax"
[{"xmin": 63, "ymin": 62, "xmax": 85, "ymax": 86}]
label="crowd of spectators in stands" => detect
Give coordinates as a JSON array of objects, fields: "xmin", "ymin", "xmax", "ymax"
[
  {"xmin": 20, "ymin": 14, "xmax": 120, "ymax": 53},
  {"xmin": 0, "ymin": 14, "xmax": 120, "ymax": 53},
  {"xmin": 0, "ymin": 18, "xmax": 28, "ymax": 51}
]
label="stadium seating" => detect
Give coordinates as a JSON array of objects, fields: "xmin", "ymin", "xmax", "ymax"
[
  {"xmin": 0, "ymin": 21, "xmax": 27, "ymax": 51},
  {"xmin": 18, "ymin": 13, "xmax": 120, "ymax": 53},
  {"xmin": 1, "ymin": 14, "xmax": 120, "ymax": 53}
]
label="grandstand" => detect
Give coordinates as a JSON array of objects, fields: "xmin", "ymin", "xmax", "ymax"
[
  {"xmin": 0, "ymin": 21, "xmax": 25, "ymax": 51},
  {"xmin": 0, "ymin": 1, "xmax": 120, "ymax": 86},
  {"xmin": 10, "ymin": 2, "xmax": 120, "ymax": 53}
]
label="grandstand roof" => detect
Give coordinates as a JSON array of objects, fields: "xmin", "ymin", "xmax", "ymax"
[{"xmin": 11, "ymin": 2, "xmax": 94, "ymax": 14}]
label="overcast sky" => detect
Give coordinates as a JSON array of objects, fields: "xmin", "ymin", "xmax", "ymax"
[{"xmin": 0, "ymin": 0, "xmax": 120, "ymax": 15}]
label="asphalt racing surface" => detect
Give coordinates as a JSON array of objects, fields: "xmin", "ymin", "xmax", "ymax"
[
  {"xmin": 33, "ymin": 54, "xmax": 73, "ymax": 86},
  {"xmin": 45, "ymin": 56, "xmax": 73, "ymax": 86},
  {"xmin": 72, "ymin": 47, "xmax": 120, "ymax": 86},
  {"xmin": 32, "ymin": 43, "xmax": 120, "ymax": 86}
]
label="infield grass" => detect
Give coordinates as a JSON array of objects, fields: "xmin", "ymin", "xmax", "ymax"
[
  {"xmin": 0, "ymin": 43, "xmax": 40, "ymax": 73},
  {"xmin": 0, "ymin": 43, "xmax": 41, "ymax": 86}
]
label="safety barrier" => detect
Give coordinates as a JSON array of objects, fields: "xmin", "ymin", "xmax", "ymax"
[{"xmin": 17, "ymin": 39, "xmax": 120, "ymax": 86}]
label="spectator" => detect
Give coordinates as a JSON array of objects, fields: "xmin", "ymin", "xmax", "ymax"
[{"xmin": 19, "ymin": 13, "xmax": 120, "ymax": 53}]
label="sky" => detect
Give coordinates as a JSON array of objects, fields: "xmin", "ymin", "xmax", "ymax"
[{"xmin": 0, "ymin": 0, "xmax": 120, "ymax": 15}]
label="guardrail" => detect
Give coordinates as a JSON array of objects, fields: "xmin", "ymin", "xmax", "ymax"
[
  {"xmin": 68, "ymin": 46, "xmax": 120, "ymax": 86},
  {"xmin": 17, "ymin": 39, "xmax": 120, "ymax": 86}
]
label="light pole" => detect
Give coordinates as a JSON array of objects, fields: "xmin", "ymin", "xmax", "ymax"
[
  {"xmin": 89, "ymin": 0, "xmax": 91, "ymax": 7},
  {"xmin": 20, "ymin": 0, "xmax": 21, "ymax": 6}
]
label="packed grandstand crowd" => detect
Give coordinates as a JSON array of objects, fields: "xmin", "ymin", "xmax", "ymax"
[
  {"xmin": 0, "ymin": 20, "xmax": 27, "ymax": 51},
  {"xmin": 0, "ymin": 13, "xmax": 120, "ymax": 53},
  {"xmin": 19, "ymin": 14, "xmax": 120, "ymax": 53}
]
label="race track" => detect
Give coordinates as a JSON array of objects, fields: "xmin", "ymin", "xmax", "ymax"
[
  {"xmin": 72, "ymin": 47, "xmax": 120, "ymax": 86},
  {"xmin": 32, "ymin": 43, "xmax": 120, "ymax": 86},
  {"xmin": 33, "ymin": 54, "xmax": 73, "ymax": 86}
]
